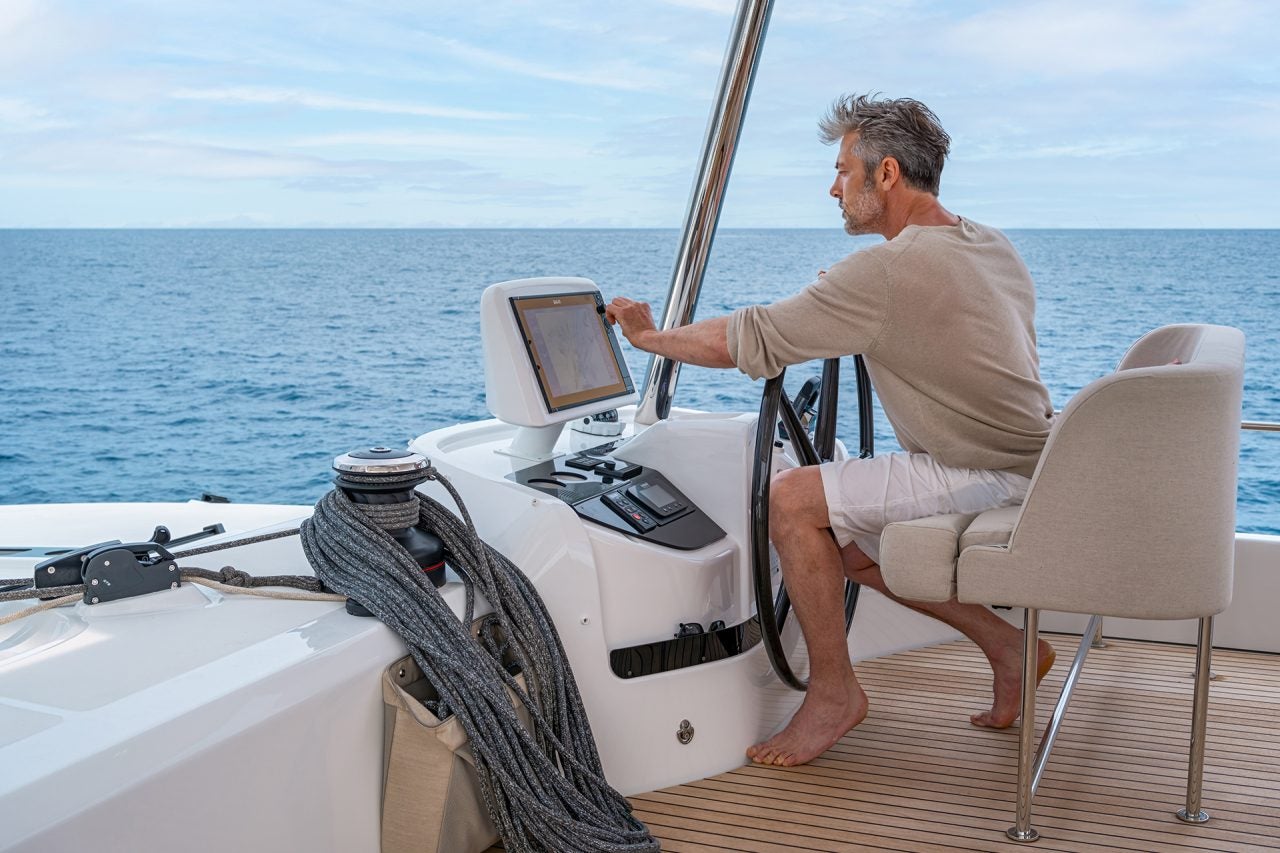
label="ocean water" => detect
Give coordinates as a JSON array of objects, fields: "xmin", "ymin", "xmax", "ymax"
[{"xmin": 1, "ymin": 228, "xmax": 1277, "ymax": 534}]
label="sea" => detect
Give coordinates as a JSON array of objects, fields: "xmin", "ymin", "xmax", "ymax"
[{"xmin": 2, "ymin": 228, "xmax": 1278, "ymax": 535}]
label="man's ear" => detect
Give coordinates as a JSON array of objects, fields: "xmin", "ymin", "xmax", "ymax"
[{"xmin": 878, "ymin": 156, "xmax": 901, "ymax": 190}]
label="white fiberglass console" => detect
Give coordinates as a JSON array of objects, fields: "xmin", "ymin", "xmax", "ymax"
[{"xmin": 481, "ymin": 277, "xmax": 637, "ymax": 460}]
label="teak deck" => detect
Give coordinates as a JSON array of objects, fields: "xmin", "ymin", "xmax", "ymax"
[
  {"xmin": 487, "ymin": 635, "xmax": 1278, "ymax": 851},
  {"xmin": 631, "ymin": 636, "xmax": 1280, "ymax": 852}
]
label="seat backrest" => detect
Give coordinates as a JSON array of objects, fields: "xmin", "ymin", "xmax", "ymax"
[{"xmin": 1000, "ymin": 324, "xmax": 1245, "ymax": 618}]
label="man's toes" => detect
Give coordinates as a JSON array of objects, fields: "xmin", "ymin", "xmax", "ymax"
[{"xmin": 971, "ymin": 709, "xmax": 1006, "ymax": 728}]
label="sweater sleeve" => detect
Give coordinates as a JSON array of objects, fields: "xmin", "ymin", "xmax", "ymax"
[{"xmin": 725, "ymin": 248, "xmax": 892, "ymax": 380}]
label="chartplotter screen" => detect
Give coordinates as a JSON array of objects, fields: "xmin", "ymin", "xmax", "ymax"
[{"xmin": 510, "ymin": 291, "xmax": 635, "ymax": 413}]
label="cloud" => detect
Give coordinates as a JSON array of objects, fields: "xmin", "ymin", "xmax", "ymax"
[
  {"xmin": 0, "ymin": 96, "xmax": 69, "ymax": 132},
  {"xmin": 287, "ymin": 130, "xmax": 594, "ymax": 161},
  {"xmin": 966, "ymin": 135, "xmax": 1186, "ymax": 161},
  {"xmin": 5, "ymin": 134, "xmax": 584, "ymax": 202},
  {"xmin": 418, "ymin": 33, "xmax": 684, "ymax": 93},
  {"xmin": 170, "ymin": 86, "xmax": 523, "ymax": 121},
  {"xmin": 942, "ymin": 0, "xmax": 1259, "ymax": 76},
  {"xmin": 655, "ymin": 0, "xmax": 735, "ymax": 14},
  {"xmin": 0, "ymin": 0, "xmax": 103, "ymax": 76}
]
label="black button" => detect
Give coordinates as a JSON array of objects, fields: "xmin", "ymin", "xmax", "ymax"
[{"xmin": 610, "ymin": 461, "xmax": 643, "ymax": 480}]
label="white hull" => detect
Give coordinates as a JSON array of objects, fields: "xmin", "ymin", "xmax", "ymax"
[{"xmin": 1, "ymin": 411, "xmax": 1276, "ymax": 852}]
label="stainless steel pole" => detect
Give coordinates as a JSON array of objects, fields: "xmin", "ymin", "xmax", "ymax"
[
  {"xmin": 1007, "ymin": 607, "xmax": 1041, "ymax": 843},
  {"xmin": 634, "ymin": 0, "xmax": 774, "ymax": 425},
  {"xmin": 1176, "ymin": 616, "xmax": 1214, "ymax": 824}
]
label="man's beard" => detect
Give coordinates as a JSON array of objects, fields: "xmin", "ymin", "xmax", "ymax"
[{"xmin": 841, "ymin": 185, "xmax": 886, "ymax": 236}]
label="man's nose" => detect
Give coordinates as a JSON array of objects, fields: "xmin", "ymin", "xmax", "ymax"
[{"xmin": 829, "ymin": 181, "xmax": 840, "ymax": 199}]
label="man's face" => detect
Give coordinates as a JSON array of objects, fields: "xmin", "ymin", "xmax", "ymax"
[{"xmin": 829, "ymin": 133, "xmax": 886, "ymax": 236}]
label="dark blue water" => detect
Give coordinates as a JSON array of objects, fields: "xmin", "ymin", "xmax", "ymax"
[{"xmin": 2, "ymin": 229, "xmax": 1277, "ymax": 534}]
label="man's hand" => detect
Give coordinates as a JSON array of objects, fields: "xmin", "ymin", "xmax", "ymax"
[
  {"xmin": 605, "ymin": 297, "xmax": 658, "ymax": 349},
  {"xmin": 604, "ymin": 296, "xmax": 734, "ymax": 368}
]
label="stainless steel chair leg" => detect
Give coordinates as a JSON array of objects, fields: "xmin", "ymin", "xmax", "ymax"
[
  {"xmin": 1090, "ymin": 616, "xmax": 1107, "ymax": 649},
  {"xmin": 1176, "ymin": 615, "xmax": 1213, "ymax": 824},
  {"xmin": 1007, "ymin": 607, "xmax": 1041, "ymax": 843}
]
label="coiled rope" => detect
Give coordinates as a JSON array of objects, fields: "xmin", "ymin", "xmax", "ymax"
[{"xmin": 300, "ymin": 467, "xmax": 659, "ymax": 853}]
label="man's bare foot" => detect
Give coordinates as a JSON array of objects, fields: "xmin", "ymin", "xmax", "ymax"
[
  {"xmin": 971, "ymin": 638, "xmax": 1056, "ymax": 728},
  {"xmin": 746, "ymin": 680, "xmax": 869, "ymax": 766}
]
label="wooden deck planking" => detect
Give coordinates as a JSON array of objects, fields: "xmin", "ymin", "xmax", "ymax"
[{"xmin": 628, "ymin": 636, "xmax": 1280, "ymax": 853}]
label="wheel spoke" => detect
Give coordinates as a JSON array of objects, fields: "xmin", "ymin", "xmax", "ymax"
[{"xmin": 778, "ymin": 393, "xmax": 821, "ymax": 467}]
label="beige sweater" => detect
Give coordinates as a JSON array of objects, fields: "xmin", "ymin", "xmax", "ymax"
[{"xmin": 726, "ymin": 218, "xmax": 1054, "ymax": 478}]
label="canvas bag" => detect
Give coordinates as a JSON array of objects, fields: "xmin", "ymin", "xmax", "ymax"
[{"xmin": 380, "ymin": 626, "xmax": 530, "ymax": 853}]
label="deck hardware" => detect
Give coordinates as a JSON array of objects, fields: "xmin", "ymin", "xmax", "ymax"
[
  {"xmin": 331, "ymin": 447, "xmax": 445, "ymax": 587},
  {"xmin": 34, "ymin": 541, "xmax": 121, "ymax": 594},
  {"xmin": 80, "ymin": 540, "xmax": 180, "ymax": 604},
  {"xmin": 676, "ymin": 720, "xmax": 694, "ymax": 745},
  {"xmin": 158, "ymin": 524, "xmax": 226, "ymax": 548},
  {"xmin": 580, "ymin": 616, "xmax": 590, "ymax": 625}
]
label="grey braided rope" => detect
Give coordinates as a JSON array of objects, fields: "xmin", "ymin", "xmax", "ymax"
[
  {"xmin": 170, "ymin": 527, "xmax": 301, "ymax": 558},
  {"xmin": 299, "ymin": 469, "xmax": 659, "ymax": 853}
]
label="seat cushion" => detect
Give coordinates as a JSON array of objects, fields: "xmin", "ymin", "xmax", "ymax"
[
  {"xmin": 959, "ymin": 506, "xmax": 1019, "ymax": 551},
  {"xmin": 879, "ymin": 513, "xmax": 978, "ymax": 602}
]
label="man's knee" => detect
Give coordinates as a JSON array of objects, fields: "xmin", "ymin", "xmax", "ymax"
[{"xmin": 769, "ymin": 467, "xmax": 829, "ymax": 530}]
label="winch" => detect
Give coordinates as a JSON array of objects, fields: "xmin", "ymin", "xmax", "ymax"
[{"xmin": 331, "ymin": 446, "xmax": 447, "ymax": 587}]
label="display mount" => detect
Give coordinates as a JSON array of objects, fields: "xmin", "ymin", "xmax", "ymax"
[{"xmin": 481, "ymin": 277, "xmax": 638, "ymax": 461}]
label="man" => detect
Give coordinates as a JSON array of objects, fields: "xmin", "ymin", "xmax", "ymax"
[{"xmin": 606, "ymin": 94, "xmax": 1058, "ymax": 768}]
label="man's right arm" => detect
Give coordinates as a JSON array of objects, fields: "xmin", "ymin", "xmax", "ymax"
[{"xmin": 605, "ymin": 297, "xmax": 733, "ymax": 369}]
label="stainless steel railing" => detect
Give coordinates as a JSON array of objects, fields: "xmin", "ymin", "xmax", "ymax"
[
  {"xmin": 1244, "ymin": 420, "xmax": 1280, "ymax": 432},
  {"xmin": 634, "ymin": 0, "xmax": 773, "ymax": 425}
]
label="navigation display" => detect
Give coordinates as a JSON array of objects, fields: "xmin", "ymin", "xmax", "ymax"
[{"xmin": 510, "ymin": 291, "xmax": 634, "ymax": 413}]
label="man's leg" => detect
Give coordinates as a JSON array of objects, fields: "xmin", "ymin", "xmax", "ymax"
[
  {"xmin": 839, "ymin": 548, "xmax": 1055, "ymax": 728},
  {"xmin": 747, "ymin": 466, "xmax": 869, "ymax": 767}
]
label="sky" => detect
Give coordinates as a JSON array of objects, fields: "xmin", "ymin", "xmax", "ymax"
[{"xmin": 0, "ymin": 0, "xmax": 1276, "ymax": 228}]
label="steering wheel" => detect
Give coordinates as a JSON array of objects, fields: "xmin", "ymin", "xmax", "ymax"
[{"xmin": 750, "ymin": 355, "xmax": 874, "ymax": 691}]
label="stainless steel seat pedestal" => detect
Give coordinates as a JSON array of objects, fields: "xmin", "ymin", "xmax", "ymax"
[
  {"xmin": 1007, "ymin": 611, "xmax": 1216, "ymax": 842},
  {"xmin": 1007, "ymin": 607, "xmax": 1041, "ymax": 843},
  {"xmin": 1176, "ymin": 616, "xmax": 1214, "ymax": 824}
]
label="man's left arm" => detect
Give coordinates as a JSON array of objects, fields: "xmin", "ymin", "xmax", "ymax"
[{"xmin": 605, "ymin": 297, "xmax": 733, "ymax": 369}]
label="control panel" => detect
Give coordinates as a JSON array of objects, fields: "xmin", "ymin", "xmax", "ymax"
[{"xmin": 505, "ymin": 442, "xmax": 725, "ymax": 550}]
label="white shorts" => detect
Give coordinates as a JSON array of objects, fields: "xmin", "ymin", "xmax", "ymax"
[{"xmin": 819, "ymin": 452, "xmax": 1031, "ymax": 563}]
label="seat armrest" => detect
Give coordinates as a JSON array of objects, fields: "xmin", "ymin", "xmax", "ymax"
[{"xmin": 880, "ymin": 513, "xmax": 977, "ymax": 603}]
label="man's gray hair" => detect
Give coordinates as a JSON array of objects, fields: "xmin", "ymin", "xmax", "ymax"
[{"xmin": 818, "ymin": 94, "xmax": 951, "ymax": 196}]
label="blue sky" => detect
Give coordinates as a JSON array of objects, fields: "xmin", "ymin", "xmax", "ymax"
[{"xmin": 1, "ymin": 0, "xmax": 1276, "ymax": 228}]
